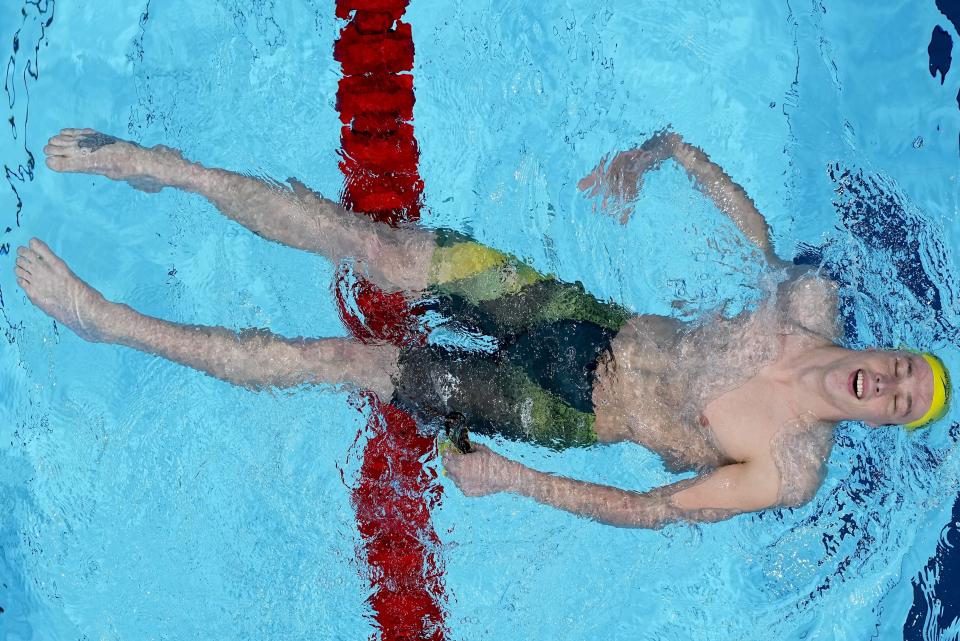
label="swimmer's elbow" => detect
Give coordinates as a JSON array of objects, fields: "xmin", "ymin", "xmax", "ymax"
[{"xmin": 662, "ymin": 463, "xmax": 782, "ymax": 524}]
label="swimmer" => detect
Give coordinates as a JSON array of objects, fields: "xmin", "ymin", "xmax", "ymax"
[{"xmin": 16, "ymin": 127, "xmax": 949, "ymax": 529}]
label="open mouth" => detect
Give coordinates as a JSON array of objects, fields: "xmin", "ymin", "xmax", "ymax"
[{"xmin": 849, "ymin": 368, "xmax": 865, "ymax": 399}]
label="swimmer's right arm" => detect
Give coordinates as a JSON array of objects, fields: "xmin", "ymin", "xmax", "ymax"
[
  {"xmin": 444, "ymin": 444, "xmax": 783, "ymax": 529},
  {"xmin": 579, "ymin": 131, "xmax": 786, "ymax": 267}
]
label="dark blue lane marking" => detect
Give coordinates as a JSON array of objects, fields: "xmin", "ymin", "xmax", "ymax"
[
  {"xmin": 907, "ymin": 5, "xmax": 960, "ymax": 638},
  {"xmin": 903, "ymin": 495, "xmax": 960, "ymax": 640},
  {"xmin": 929, "ymin": 25, "xmax": 953, "ymax": 84},
  {"xmin": 937, "ymin": 0, "xmax": 960, "ymax": 35},
  {"xmin": 929, "ymin": 2, "xmax": 960, "ymax": 152}
]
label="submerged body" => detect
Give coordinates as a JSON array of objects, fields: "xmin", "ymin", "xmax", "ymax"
[{"xmin": 16, "ymin": 127, "xmax": 938, "ymax": 529}]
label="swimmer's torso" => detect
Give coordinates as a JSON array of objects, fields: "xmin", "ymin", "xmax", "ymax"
[{"xmin": 592, "ymin": 271, "xmax": 840, "ymax": 482}]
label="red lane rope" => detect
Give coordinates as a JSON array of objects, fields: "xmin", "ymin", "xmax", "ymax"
[{"xmin": 333, "ymin": 2, "xmax": 448, "ymax": 640}]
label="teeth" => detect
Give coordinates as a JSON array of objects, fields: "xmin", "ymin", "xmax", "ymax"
[{"xmin": 856, "ymin": 370, "xmax": 864, "ymax": 399}]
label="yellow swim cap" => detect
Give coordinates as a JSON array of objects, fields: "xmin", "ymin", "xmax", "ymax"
[{"xmin": 904, "ymin": 353, "xmax": 951, "ymax": 430}]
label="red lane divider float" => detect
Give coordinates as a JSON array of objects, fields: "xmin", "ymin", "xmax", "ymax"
[{"xmin": 332, "ymin": 2, "xmax": 448, "ymax": 640}]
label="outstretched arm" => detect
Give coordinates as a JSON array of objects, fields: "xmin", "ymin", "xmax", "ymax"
[
  {"xmin": 579, "ymin": 131, "xmax": 785, "ymax": 267},
  {"xmin": 442, "ymin": 444, "xmax": 781, "ymax": 529}
]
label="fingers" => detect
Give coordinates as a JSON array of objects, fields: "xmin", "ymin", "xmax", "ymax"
[
  {"xmin": 577, "ymin": 171, "xmax": 597, "ymax": 192},
  {"xmin": 578, "ymin": 155, "xmax": 612, "ymax": 193},
  {"xmin": 439, "ymin": 444, "xmax": 467, "ymax": 477},
  {"xmin": 61, "ymin": 128, "xmax": 96, "ymax": 136},
  {"xmin": 439, "ymin": 442, "xmax": 461, "ymax": 466},
  {"xmin": 578, "ymin": 167, "xmax": 605, "ymax": 195}
]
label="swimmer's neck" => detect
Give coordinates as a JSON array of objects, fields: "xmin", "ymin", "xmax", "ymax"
[{"xmin": 763, "ymin": 341, "xmax": 854, "ymax": 424}]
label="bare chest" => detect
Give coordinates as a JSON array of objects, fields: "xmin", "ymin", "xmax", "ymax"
[
  {"xmin": 700, "ymin": 332, "xmax": 828, "ymax": 461},
  {"xmin": 592, "ymin": 317, "xmax": 822, "ymax": 468},
  {"xmin": 699, "ymin": 376, "xmax": 792, "ymax": 462}
]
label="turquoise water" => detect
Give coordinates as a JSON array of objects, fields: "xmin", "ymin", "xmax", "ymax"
[{"xmin": 2, "ymin": 1, "xmax": 959, "ymax": 640}]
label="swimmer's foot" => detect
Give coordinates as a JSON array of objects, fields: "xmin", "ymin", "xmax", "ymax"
[
  {"xmin": 14, "ymin": 238, "xmax": 113, "ymax": 343},
  {"xmin": 43, "ymin": 128, "xmax": 185, "ymax": 193}
]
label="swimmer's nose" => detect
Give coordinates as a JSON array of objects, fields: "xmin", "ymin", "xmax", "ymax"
[{"xmin": 873, "ymin": 373, "xmax": 899, "ymax": 396}]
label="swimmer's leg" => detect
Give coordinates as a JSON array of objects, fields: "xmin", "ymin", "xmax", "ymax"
[
  {"xmin": 43, "ymin": 128, "xmax": 435, "ymax": 292},
  {"xmin": 14, "ymin": 238, "xmax": 398, "ymax": 396}
]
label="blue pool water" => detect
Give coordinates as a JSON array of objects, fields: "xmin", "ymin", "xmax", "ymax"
[{"xmin": 2, "ymin": 1, "xmax": 959, "ymax": 639}]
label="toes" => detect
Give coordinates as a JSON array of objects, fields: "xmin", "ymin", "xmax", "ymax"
[
  {"xmin": 28, "ymin": 237, "xmax": 48, "ymax": 254},
  {"xmin": 28, "ymin": 238, "xmax": 62, "ymax": 266},
  {"xmin": 44, "ymin": 143, "xmax": 71, "ymax": 156},
  {"xmin": 47, "ymin": 134, "xmax": 78, "ymax": 148},
  {"xmin": 45, "ymin": 155, "xmax": 78, "ymax": 172},
  {"xmin": 28, "ymin": 237, "xmax": 52, "ymax": 259}
]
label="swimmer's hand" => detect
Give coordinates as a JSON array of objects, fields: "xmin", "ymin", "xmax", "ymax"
[
  {"xmin": 441, "ymin": 443, "xmax": 516, "ymax": 497},
  {"xmin": 577, "ymin": 152, "xmax": 650, "ymax": 223},
  {"xmin": 578, "ymin": 131, "xmax": 677, "ymax": 224}
]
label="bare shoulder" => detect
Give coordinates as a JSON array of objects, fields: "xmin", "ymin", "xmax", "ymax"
[
  {"xmin": 622, "ymin": 313, "xmax": 684, "ymax": 340},
  {"xmin": 767, "ymin": 419, "xmax": 835, "ymax": 508},
  {"xmin": 778, "ymin": 267, "xmax": 840, "ymax": 340}
]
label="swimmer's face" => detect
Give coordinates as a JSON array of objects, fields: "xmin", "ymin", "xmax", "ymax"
[{"xmin": 827, "ymin": 350, "xmax": 934, "ymax": 427}]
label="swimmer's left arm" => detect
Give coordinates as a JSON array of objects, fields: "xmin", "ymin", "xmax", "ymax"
[
  {"xmin": 580, "ymin": 131, "xmax": 787, "ymax": 268},
  {"xmin": 443, "ymin": 445, "xmax": 782, "ymax": 528}
]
